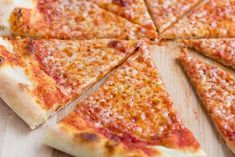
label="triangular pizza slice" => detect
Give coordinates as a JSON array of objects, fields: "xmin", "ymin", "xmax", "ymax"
[
  {"xmin": 0, "ymin": 37, "xmax": 142, "ymax": 129},
  {"xmin": 145, "ymin": 0, "xmax": 203, "ymax": 33},
  {"xmin": 162, "ymin": 0, "xmax": 235, "ymax": 39},
  {"xmin": 179, "ymin": 50, "xmax": 235, "ymax": 154},
  {"xmin": 5, "ymin": 0, "xmax": 157, "ymax": 40},
  {"xmin": 87, "ymin": 0, "xmax": 156, "ymax": 33},
  {"xmin": 182, "ymin": 38, "xmax": 235, "ymax": 70},
  {"xmin": 44, "ymin": 45, "xmax": 206, "ymax": 157}
]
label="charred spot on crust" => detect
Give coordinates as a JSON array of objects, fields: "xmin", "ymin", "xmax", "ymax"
[
  {"xmin": 108, "ymin": 40, "xmax": 127, "ymax": 53},
  {"xmin": 105, "ymin": 140, "xmax": 119, "ymax": 153},
  {"xmin": 76, "ymin": 132, "xmax": 99, "ymax": 143},
  {"xmin": 112, "ymin": 0, "xmax": 130, "ymax": 7},
  {"xmin": 0, "ymin": 56, "xmax": 4, "ymax": 64},
  {"xmin": 26, "ymin": 39, "xmax": 35, "ymax": 53}
]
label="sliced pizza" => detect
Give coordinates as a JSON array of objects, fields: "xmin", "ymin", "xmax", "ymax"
[
  {"xmin": 6, "ymin": 0, "xmax": 157, "ymax": 40},
  {"xmin": 44, "ymin": 45, "xmax": 206, "ymax": 157},
  {"xmin": 0, "ymin": 36, "xmax": 142, "ymax": 129},
  {"xmin": 162, "ymin": 0, "xmax": 235, "ymax": 39},
  {"xmin": 87, "ymin": 0, "xmax": 156, "ymax": 33},
  {"xmin": 182, "ymin": 38, "xmax": 235, "ymax": 70},
  {"xmin": 179, "ymin": 50, "xmax": 235, "ymax": 154},
  {"xmin": 145, "ymin": 0, "xmax": 203, "ymax": 33}
]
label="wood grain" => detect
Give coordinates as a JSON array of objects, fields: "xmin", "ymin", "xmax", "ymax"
[{"xmin": 0, "ymin": 41, "xmax": 234, "ymax": 157}]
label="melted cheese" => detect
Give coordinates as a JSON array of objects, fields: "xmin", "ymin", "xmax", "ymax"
[
  {"xmin": 179, "ymin": 53, "xmax": 235, "ymax": 149},
  {"xmin": 10, "ymin": 0, "xmax": 157, "ymax": 40},
  {"xmin": 87, "ymin": 0, "xmax": 156, "ymax": 30},
  {"xmin": 162, "ymin": 0, "xmax": 235, "ymax": 39},
  {"xmin": 184, "ymin": 38, "xmax": 235, "ymax": 70},
  {"xmin": 29, "ymin": 39, "xmax": 139, "ymax": 98},
  {"xmin": 62, "ymin": 46, "xmax": 200, "ymax": 155},
  {"xmin": 145, "ymin": 0, "xmax": 202, "ymax": 32}
]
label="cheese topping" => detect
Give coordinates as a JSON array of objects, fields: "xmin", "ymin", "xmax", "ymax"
[
  {"xmin": 162, "ymin": 0, "xmax": 235, "ymax": 39},
  {"xmin": 63, "ymin": 46, "xmax": 200, "ymax": 155},
  {"xmin": 10, "ymin": 0, "xmax": 157, "ymax": 40},
  {"xmin": 27, "ymin": 39, "xmax": 140, "ymax": 98},
  {"xmin": 145, "ymin": 0, "xmax": 202, "ymax": 32},
  {"xmin": 0, "ymin": 38, "xmax": 141, "ymax": 110},
  {"xmin": 184, "ymin": 38, "xmax": 235, "ymax": 70},
  {"xmin": 87, "ymin": 0, "xmax": 156, "ymax": 31},
  {"xmin": 179, "ymin": 53, "xmax": 235, "ymax": 146}
]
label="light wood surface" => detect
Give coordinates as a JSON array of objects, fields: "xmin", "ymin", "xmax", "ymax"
[{"xmin": 0, "ymin": 41, "xmax": 234, "ymax": 157}]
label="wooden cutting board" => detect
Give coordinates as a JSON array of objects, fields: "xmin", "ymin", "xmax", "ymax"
[{"xmin": 0, "ymin": 41, "xmax": 234, "ymax": 157}]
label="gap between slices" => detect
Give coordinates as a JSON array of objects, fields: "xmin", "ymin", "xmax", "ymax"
[
  {"xmin": 44, "ymin": 45, "xmax": 206, "ymax": 157},
  {"xmin": 161, "ymin": 0, "xmax": 235, "ymax": 39},
  {"xmin": 145, "ymin": 0, "xmax": 203, "ymax": 33},
  {"xmin": 7, "ymin": 0, "xmax": 157, "ymax": 40},
  {"xmin": 179, "ymin": 49, "xmax": 235, "ymax": 154},
  {"xmin": 86, "ymin": 0, "xmax": 156, "ymax": 33},
  {"xmin": 0, "ymin": 36, "xmax": 143, "ymax": 129},
  {"xmin": 181, "ymin": 38, "xmax": 235, "ymax": 70}
]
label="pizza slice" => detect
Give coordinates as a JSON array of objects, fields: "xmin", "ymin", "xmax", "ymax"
[
  {"xmin": 161, "ymin": 0, "xmax": 235, "ymax": 39},
  {"xmin": 182, "ymin": 38, "xmax": 235, "ymax": 70},
  {"xmin": 44, "ymin": 45, "xmax": 206, "ymax": 157},
  {"xmin": 87, "ymin": 0, "xmax": 156, "ymax": 34},
  {"xmin": 0, "ymin": 37, "xmax": 142, "ymax": 129},
  {"xmin": 145, "ymin": 0, "xmax": 203, "ymax": 33},
  {"xmin": 179, "ymin": 50, "xmax": 235, "ymax": 154},
  {"xmin": 6, "ymin": 0, "xmax": 157, "ymax": 40}
]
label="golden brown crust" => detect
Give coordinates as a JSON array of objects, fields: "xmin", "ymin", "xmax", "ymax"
[
  {"xmin": 0, "ymin": 65, "xmax": 48, "ymax": 129},
  {"xmin": 0, "ymin": 0, "xmax": 36, "ymax": 35},
  {"xmin": 45, "ymin": 123, "xmax": 150, "ymax": 157}
]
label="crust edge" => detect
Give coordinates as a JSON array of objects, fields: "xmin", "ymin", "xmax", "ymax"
[
  {"xmin": 0, "ymin": 66, "xmax": 48, "ymax": 129},
  {"xmin": 44, "ymin": 123, "xmax": 206, "ymax": 157}
]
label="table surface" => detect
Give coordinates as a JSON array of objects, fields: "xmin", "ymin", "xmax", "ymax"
[{"xmin": 0, "ymin": 41, "xmax": 234, "ymax": 157}]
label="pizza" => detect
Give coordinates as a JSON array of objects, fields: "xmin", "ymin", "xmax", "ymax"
[
  {"xmin": 4, "ymin": 0, "xmax": 157, "ymax": 40},
  {"xmin": 0, "ymin": 0, "xmax": 36, "ymax": 35},
  {"xmin": 161, "ymin": 0, "xmax": 235, "ymax": 39},
  {"xmin": 87, "ymin": 0, "xmax": 156, "ymax": 33},
  {"xmin": 145, "ymin": 0, "xmax": 203, "ymax": 33},
  {"xmin": 179, "ymin": 50, "xmax": 235, "ymax": 154},
  {"xmin": 182, "ymin": 38, "xmax": 235, "ymax": 70},
  {"xmin": 44, "ymin": 45, "xmax": 206, "ymax": 157},
  {"xmin": 0, "ymin": 36, "xmax": 142, "ymax": 129}
]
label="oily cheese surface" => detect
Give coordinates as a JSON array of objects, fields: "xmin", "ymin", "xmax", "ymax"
[
  {"xmin": 161, "ymin": 0, "xmax": 235, "ymax": 39},
  {"xmin": 0, "ymin": 37, "xmax": 141, "ymax": 128},
  {"xmin": 182, "ymin": 38, "xmax": 235, "ymax": 70},
  {"xmin": 9, "ymin": 0, "xmax": 157, "ymax": 40},
  {"xmin": 45, "ymin": 45, "xmax": 204, "ymax": 157},
  {"xmin": 179, "ymin": 52, "xmax": 235, "ymax": 154},
  {"xmin": 145, "ymin": 0, "xmax": 203, "ymax": 32},
  {"xmin": 0, "ymin": 42, "xmax": 234, "ymax": 157}
]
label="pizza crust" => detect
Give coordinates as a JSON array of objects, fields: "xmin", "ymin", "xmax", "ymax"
[
  {"xmin": 44, "ymin": 124, "xmax": 148, "ymax": 157},
  {"xmin": 44, "ymin": 124, "xmax": 206, "ymax": 157},
  {"xmin": 0, "ymin": 0, "xmax": 35, "ymax": 35},
  {"xmin": 0, "ymin": 65, "xmax": 48, "ymax": 129}
]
